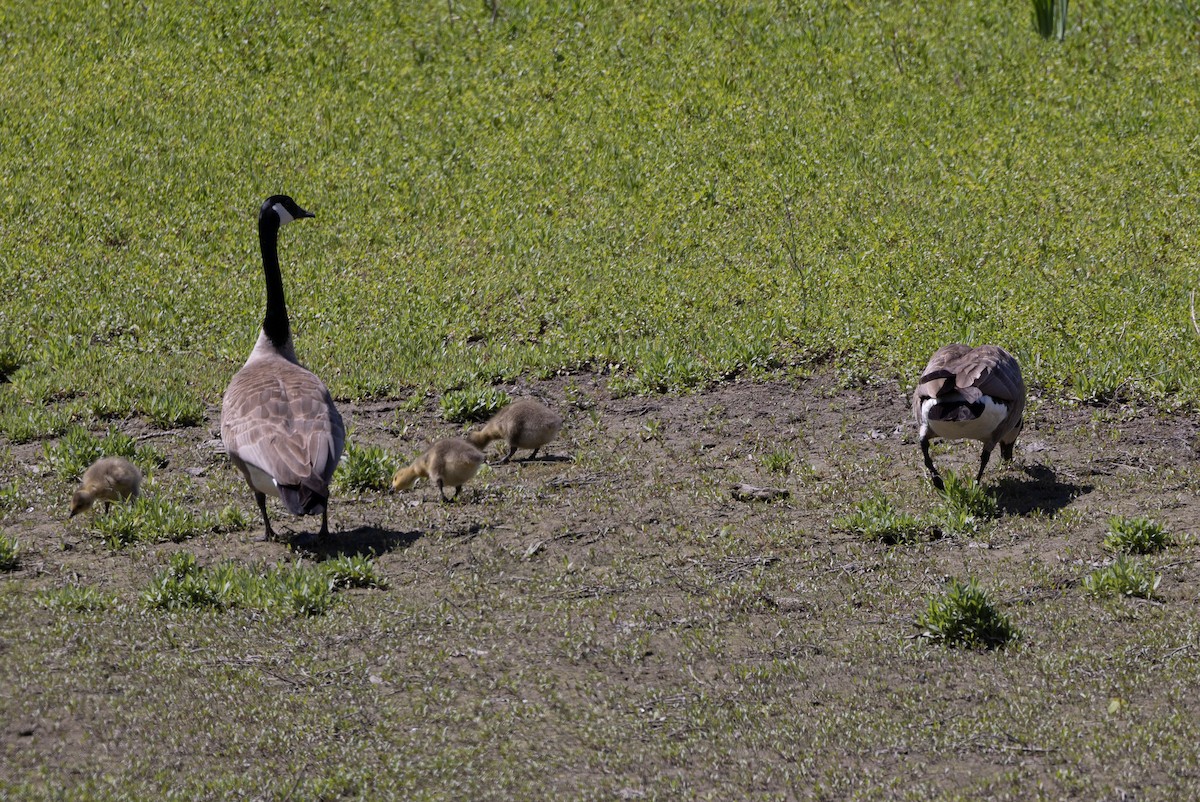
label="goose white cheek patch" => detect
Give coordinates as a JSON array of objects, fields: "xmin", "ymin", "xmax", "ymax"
[{"xmin": 272, "ymin": 203, "xmax": 296, "ymax": 225}]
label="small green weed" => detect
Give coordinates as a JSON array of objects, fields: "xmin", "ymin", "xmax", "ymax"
[
  {"xmin": 142, "ymin": 552, "xmax": 380, "ymax": 616},
  {"xmin": 144, "ymin": 391, "xmax": 206, "ymax": 428},
  {"xmin": 762, "ymin": 449, "xmax": 793, "ymax": 476},
  {"xmin": 835, "ymin": 494, "xmax": 934, "ymax": 545},
  {"xmin": 44, "ymin": 425, "xmax": 163, "ymax": 481},
  {"xmin": 936, "ymin": 470, "xmax": 998, "ymax": 534},
  {"xmin": 93, "ymin": 496, "xmax": 218, "ymax": 549},
  {"xmin": 0, "ymin": 534, "xmax": 19, "ymax": 571},
  {"xmin": 1103, "ymin": 516, "xmax": 1169, "ymax": 555},
  {"xmin": 0, "ymin": 482, "xmax": 23, "ymax": 513},
  {"xmin": 335, "ymin": 441, "xmax": 400, "ymax": 492},
  {"xmin": 1083, "ymin": 556, "xmax": 1162, "ymax": 600},
  {"xmin": 917, "ymin": 578, "xmax": 1019, "ymax": 650},
  {"xmin": 37, "ymin": 585, "xmax": 115, "ymax": 613},
  {"xmin": 324, "ymin": 554, "xmax": 388, "ymax": 589},
  {"xmin": 440, "ymin": 388, "xmax": 511, "ymax": 423}
]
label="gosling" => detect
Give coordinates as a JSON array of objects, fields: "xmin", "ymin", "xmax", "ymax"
[
  {"xmin": 912, "ymin": 344, "xmax": 1026, "ymax": 490},
  {"xmin": 391, "ymin": 438, "xmax": 485, "ymax": 502},
  {"xmin": 467, "ymin": 399, "xmax": 562, "ymax": 463},
  {"xmin": 69, "ymin": 456, "xmax": 143, "ymax": 517}
]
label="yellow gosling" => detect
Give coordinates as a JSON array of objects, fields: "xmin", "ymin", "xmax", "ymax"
[
  {"xmin": 391, "ymin": 438, "xmax": 485, "ymax": 502},
  {"xmin": 467, "ymin": 399, "xmax": 562, "ymax": 463},
  {"xmin": 69, "ymin": 456, "xmax": 142, "ymax": 517}
]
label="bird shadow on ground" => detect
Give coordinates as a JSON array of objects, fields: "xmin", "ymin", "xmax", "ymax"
[
  {"xmin": 993, "ymin": 464, "xmax": 1093, "ymax": 517},
  {"xmin": 293, "ymin": 525, "xmax": 422, "ymax": 559}
]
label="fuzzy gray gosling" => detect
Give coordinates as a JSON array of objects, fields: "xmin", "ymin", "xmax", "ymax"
[
  {"xmin": 912, "ymin": 344, "xmax": 1026, "ymax": 490},
  {"xmin": 467, "ymin": 399, "xmax": 562, "ymax": 463},
  {"xmin": 220, "ymin": 195, "xmax": 345, "ymax": 542},
  {"xmin": 391, "ymin": 438, "xmax": 485, "ymax": 502},
  {"xmin": 70, "ymin": 456, "xmax": 142, "ymax": 517}
]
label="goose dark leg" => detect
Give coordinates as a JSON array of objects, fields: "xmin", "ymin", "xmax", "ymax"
[
  {"xmin": 438, "ymin": 479, "xmax": 451, "ymax": 503},
  {"xmin": 921, "ymin": 436, "xmax": 944, "ymax": 491},
  {"xmin": 527, "ymin": 447, "xmax": 540, "ymax": 461},
  {"xmin": 103, "ymin": 501, "xmax": 112, "ymax": 514},
  {"xmin": 254, "ymin": 492, "xmax": 276, "ymax": 541},
  {"xmin": 502, "ymin": 446, "xmax": 516, "ymax": 464},
  {"xmin": 318, "ymin": 508, "xmax": 330, "ymax": 539},
  {"xmin": 976, "ymin": 446, "xmax": 994, "ymax": 484},
  {"xmin": 1000, "ymin": 441, "xmax": 1016, "ymax": 462}
]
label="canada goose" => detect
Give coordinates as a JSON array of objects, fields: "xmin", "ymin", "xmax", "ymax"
[
  {"xmin": 220, "ymin": 195, "xmax": 345, "ymax": 542},
  {"xmin": 466, "ymin": 399, "xmax": 563, "ymax": 463},
  {"xmin": 69, "ymin": 456, "xmax": 142, "ymax": 517},
  {"xmin": 912, "ymin": 344, "xmax": 1026, "ymax": 489},
  {"xmin": 391, "ymin": 437, "xmax": 485, "ymax": 502}
]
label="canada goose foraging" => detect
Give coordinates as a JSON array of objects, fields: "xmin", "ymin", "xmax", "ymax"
[
  {"xmin": 69, "ymin": 456, "xmax": 142, "ymax": 517},
  {"xmin": 391, "ymin": 437, "xmax": 485, "ymax": 502},
  {"xmin": 913, "ymin": 344, "xmax": 1026, "ymax": 490},
  {"xmin": 467, "ymin": 399, "xmax": 563, "ymax": 463},
  {"xmin": 220, "ymin": 195, "xmax": 345, "ymax": 542}
]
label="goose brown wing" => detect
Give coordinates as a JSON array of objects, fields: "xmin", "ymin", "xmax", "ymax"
[
  {"xmin": 912, "ymin": 344, "xmax": 972, "ymax": 419},
  {"xmin": 956, "ymin": 346, "xmax": 1025, "ymax": 404},
  {"xmin": 220, "ymin": 356, "xmax": 345, "ymax": 506}
]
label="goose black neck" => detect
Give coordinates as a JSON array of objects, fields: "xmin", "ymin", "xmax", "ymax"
[{"xmin": 258, "ymin": 215, "xmax": 290, "ymax": 350}]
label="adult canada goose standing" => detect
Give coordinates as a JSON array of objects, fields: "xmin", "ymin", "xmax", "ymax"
[
  {"xmin": 220, "ymin": 195, "xmax": 345, "ymax": 541},
  {"xmin": 912, "ymin": 344, "xmax": 1026, "ymax": 490},
  {"xmin": 467, "ymin": 399, "xmax": 563, "ymax": 463}
]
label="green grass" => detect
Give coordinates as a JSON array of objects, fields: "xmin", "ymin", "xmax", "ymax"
[
  {"xmin": 1, "ymin": 2, "xmax": 1199, "ymax": 429},
  {"xmin": 440, "ymin": 388, "xmax": 511, "ymax": 424},
  {"xmin": 1084, "ymin": 556, "xmax": 1162, "ymax": 600},
  {"xmin": 1103, "ymin": 516, "xmax": 1169, "ymax": 555},
  {"xmin": 0, "ymin": 533, "xmax": 18, "ymax": 572},
  {"xmin": 43, "ymin": 424, "xmax": 163, "ymax": 481},
  {"xmin": 917, "ymin": 578, "xmax": 1020, "ymax": 650},
  {"xmin": 334, "ymin": 440, "xmax": 401, "ymax": 492},
  {"xmin": 36, "ymin": 585, "xmax": 115, "ymax": 613},
  {"xmin": 835, "ymin": 493, "xmax": 935, "ymax": 545},
  {"xmin": 936, "ymin": 470, "xmax": 999, "ymax": 534},
  {"xmin": 141, "ymin": 551, "xmax": 384, "ymax": 616},
  {"xmin": 91, "ymin": 495, "xmax": 221, "ymax": 549}
]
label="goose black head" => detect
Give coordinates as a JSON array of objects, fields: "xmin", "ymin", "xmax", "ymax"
[{"xmin": 259, "ymin": 195, "xmax": 315, "ymax": 227}]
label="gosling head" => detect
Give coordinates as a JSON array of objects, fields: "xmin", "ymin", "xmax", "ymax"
[
  {"xmin": 390, "ymin": 467, "xmax": 419, "ymax": 493},
  {"xmin": 68, "ymin": 489, "xmax": 95, "ymax": 518}
]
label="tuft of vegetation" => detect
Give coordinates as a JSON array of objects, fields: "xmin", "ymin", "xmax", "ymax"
[
  {"xmin": 762, "ymin": 449, "xmax": 793, "ymax": 476},
  {"xmin": 141, "ymin": 552, "xmax": 382, "ymax": 616},
  {"xmin": 37, "ymin": 585, "xmax": 115, "ymax": 613},
  {"xmin": 0, "ymin": 533, "xmax": 19, "ymax": 572},
  {"xmin": 92, "ymin": 496, "xmax": 219, "ymax": 549},
  {"xmin": 323, "ymin": 554, "xmax": 388, "ymax": 590},
  {"xmin": 440, "ymin": 388, "xmax": 511, "ymax": 424},
  {"xmin": 44, "ymin": 425, "xmax": 163, "ymax": 482},
  {"xmin": 936, "ymin": 470, "xmax": 998, "ymax": 534},
  {"xmin": 0, "ymin": 481, "xmax": 24, "ymax": 513},
  {"xmin": 144, "ymin": 391, "xmax": 206, "ymax": 429},
  {"xmin": 335, "ymin": 441, "xmax": 401, "ymax": 492},
  {"xmin": 1083, "ymin": 556, "xmax": 1162, "ymax": 600},
  {"xmin": 1103, "ymin": 516, "xmax": 1169, "ymax": 555},
  {"xmin": 917, "ymin": 578, "xmax": 1020, "ymax": 650},
  {"xmin": 835, "ymin": 494, "xmax": 935, "ymax": 545}
]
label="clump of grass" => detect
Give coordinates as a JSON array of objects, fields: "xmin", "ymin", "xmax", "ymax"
[
  {"xmin": 43, "ymin": 425, "xmax": 163, "ymax": 481},
  {"xmin": 0, "ymin": 482, "xmax": 24, "ymax": 513},
  {"xmin": 917, "ymin": 578, "xmax": 1020, "ymax": 650},
  {"xmin": 37, "ymin": 585, "xmax": 115, "ymax": 613},
  {"xmin": 142, "ymin": 552, "xmax": 337, "ymax": 616},
  {"xmin": 440, "ymin": 387, "xmax": 511, "ymax": 423},
  {"xmin": 0, "ymin": 534, "xmax": 19, "ymax": 571},
  {"xmin": 835, "ymin": 494, "xmax": 935, "ymax": 545},
  {"xmin": 1083, "ymin": 556, "xmax": 1161, "ymax": 600},
  {"xmin": 0, "ymin": 336, "xmax": 21, "ymax": 382},
  {"xmin": 936, "ymin": 470, "xmax": 998, "ymax": 534},
  {"xmin": 143, "ymin": 391, "xmax": 206, "ymax": 428},
  {"xmin": 762, "ymin": 449, "xmax": 793, "ymax": 476},
  {"xmin": 0, "ymin": 404, "xmax": 75, "ymax": 443},
  {"xmin": 93, "ymin": 496, "xmax": 218, "ymax": 549},
  {"xmin": 335, "ymin": 441, "xmax": 400, "ymax": 492},
  {"xmin": 324, "ymin": 554, "xmax": 388, "ymax": 589},
  {"xmin": 1103, "ymin": 516, "xmax": 1169, "ymax": 555}
]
